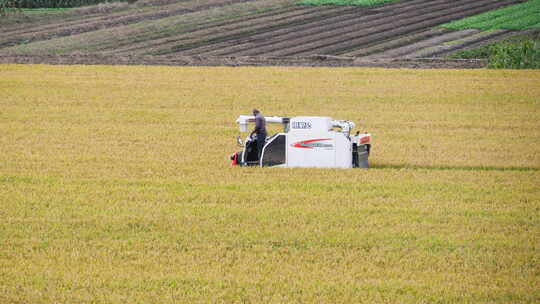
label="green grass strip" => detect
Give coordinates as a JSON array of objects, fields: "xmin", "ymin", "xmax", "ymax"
[
  {"xmin": 499, "ymin": 14, "xmax": 540, "ymax": 30},
  {"xmin": 21, "ymin": 7, "xmax": 71, "ymax": 11},
  {"xmin": 298, "ymin": 0, "xmax": 402, "ymax": 6},
  {"xmin": 442, "ymin": 0, "xmax": 540, "ymax": 30},
  {"xmin": 470, "ymin": 7, "xmax": 533, "ymax": 30}
]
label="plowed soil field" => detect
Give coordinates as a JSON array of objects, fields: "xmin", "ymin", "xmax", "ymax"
[{"xmin": 0, "ymin": 0, "xmax": 529, "ymax": 67}]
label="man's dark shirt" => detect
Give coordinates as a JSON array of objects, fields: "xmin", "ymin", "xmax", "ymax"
[{"xmin": 254, "ymin": 113, "xmax": 267, "ymax": 135}]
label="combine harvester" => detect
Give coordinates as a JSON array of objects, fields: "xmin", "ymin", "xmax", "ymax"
[{"xmin": 230, "ymin": 115, "xmax": 372, "ymax": 168}]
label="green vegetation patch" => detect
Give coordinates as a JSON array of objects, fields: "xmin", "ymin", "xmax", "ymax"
[
  {"xmin": 21, "ymin": 7, "xmax": 69, "ymax": 10},
  {"xmin": 450, "ymin": 32, "xmax": 540, "ymax": 69},
  {"xmin": 299, "ymin": 0, "xmax": 401, "ymax": 6},
  {"xmin": 442, "ymin": 0, "xmax": 540, "ymax": 31}
]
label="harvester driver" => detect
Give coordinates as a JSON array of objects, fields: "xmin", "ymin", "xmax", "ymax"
[{"xmin": 250, "ymin": 109, "xmax": 267, "ymax": 160}]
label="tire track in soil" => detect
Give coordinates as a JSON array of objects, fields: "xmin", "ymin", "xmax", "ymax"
[
  {"xmin": 0, "ymin": 0, "xmax": 260, "ymax": 49},
  {"xmin": 201, "ymin": 0, "xmax": 451, "ymax": 56},
  {"xmin": 141, "ymin": 6, "xmax": 357, "ymax": 56},
  {"xmin": 112, "ymin": 4, "xmax": 315, "ymax": 55},
  {"xmin": 262, "ymin": 0, "xmax": 519, "ymax": 57}
]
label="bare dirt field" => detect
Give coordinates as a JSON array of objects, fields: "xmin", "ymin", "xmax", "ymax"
[{"xmin": 0, "ymin": 0, "xmax": 528, "ymax": 67}]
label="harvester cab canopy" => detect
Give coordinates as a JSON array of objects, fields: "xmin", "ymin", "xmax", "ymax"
[
  {"xmin": 236, "ymin": 115, "xmax": 290, "ymax": 132},
  {"xmin": 235, "ymin": 115, "xmax": 355, "ymax": 136},
  {"xmin": 231, "ymin": 115, "xmax": 370, "ymax": 168}
]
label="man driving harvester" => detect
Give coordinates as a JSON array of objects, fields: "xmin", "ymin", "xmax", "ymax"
[{"xmin": 250, "ymin": 109, "xmax": 267, "ymax": 160}]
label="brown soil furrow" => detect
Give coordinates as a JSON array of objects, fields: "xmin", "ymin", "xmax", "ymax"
[
  {"xmin": 212, "ymin": 0, "xmax": 451, "ymax": 56},
  {"xmin": 338, "ymin": 28, "xmax": 453, "ymax": 57},
  {"xmin": 298, "ymin": 0, "xmax": 523, "ymax": 56},
  {"xmin": 0, "ymin": 0, "xmax": 260, "ymax": 49},
  {"xmin": 1, "ymin": 0, "xmax": 528, "ymax": 63},
  {"xmin": 240, "ymin": 0, "xmax": 485, "ymax": 56},
  {"xmin": 0, "ymin": 10, "xmax": 119, "ymax": 34},
  {"xmin": 366, "ymin": 29, "xmax": 480, "ymax": 58},
  {"xmin": 266, "ymin": 0, "xmax": 519, "ymax": 56},
  {"xmin": 0, "ymin": 1, "xmax": 151, "ymax": 33},
  {"xmin": 182, "ymin": 0, "xmax": 451, "ymax": 56},
  {"xmin": 403, "ymin": 29, "xmax": 512, "ymax": 58},
  {"xmin": 0, "ymin": 0, "xmax": 417, "ymax": 41},
  {"xmin": 183, "ymin": 8, "xmax": 377, "ymax": 56},
  {"xmin": 81, "ymin": 2, "xmax": 309, "ymax": 54},
  {"xmin": 112, "ymin": 4, "xmax": 316, "ymax": 54},
  {"xmin": 0, "ymin": 0, "xmax": 196, "ymax": 39},
  {"xmin": 136, "ymin": 6, "xmax": 357, "ymax": 55},
  {"xmin": 369, "ymin": 0, "xmax": 440, "ymax": 11}
]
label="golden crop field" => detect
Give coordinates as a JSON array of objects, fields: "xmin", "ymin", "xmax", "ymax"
[{"xmin": 1, "ymin": 64, "xmax": 539, "ymax": 303}]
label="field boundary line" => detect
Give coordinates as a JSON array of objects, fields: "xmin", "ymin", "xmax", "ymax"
[{"xmin": 0, "ymin": 54, "xmax": 488, "ymax": 68}]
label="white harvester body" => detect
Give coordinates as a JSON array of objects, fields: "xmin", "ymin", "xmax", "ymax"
[{"xmin": 231, "ymin": 115, "xmax": 371, "ymax": 168}]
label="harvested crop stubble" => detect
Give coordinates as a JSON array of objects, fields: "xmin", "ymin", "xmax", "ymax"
[{"xmin": 0, "ymin": 64, "xmax": 539, "ymax": 303}]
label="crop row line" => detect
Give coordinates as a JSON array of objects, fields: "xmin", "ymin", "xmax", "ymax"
[
  {"xmin": 0, "ymin": 0, "xmax": 262, "ymax": 49},
  {"xmin": 149, "ymin": 0, "xmax": 447, "ymax": 56},
  {"xmin": 170, "ymin": 0, "xmax": 519, "ymax": 57}
]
